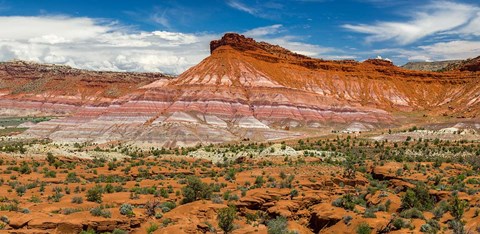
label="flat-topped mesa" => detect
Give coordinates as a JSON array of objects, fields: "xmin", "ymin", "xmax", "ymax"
[
  {"xmin": 363, "ymin": 58, "xmax": 395, "ymax": 67},
  {"xmin": 210, "ymin": 33, "xmax": 309, "ymax": 60}
]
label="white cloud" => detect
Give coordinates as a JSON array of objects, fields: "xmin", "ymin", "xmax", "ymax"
[
  {"xmin": 0, "ymin": 16, "xmax": 216, "ymax": 74},
  {"xmin": 150, "ymin": 10, "xmax": 171, "ymax": 29},
  {"xmin": 343, "ymin": 1, "xmax": 480, "ymax": 45},
  {"xmin": 226, "ymin": 0, "xmax": 257, "ymax": 15},
  {"xmin": 418, "ymin": 40, "xmax": 480, "ymax": 60},
  {"xmin": 244, "ymin": 24, "xmax": 283, "ymax": 37},
  {"xmin": 372, "ymin": 40, "xmax": 480, "ymax": 62}
]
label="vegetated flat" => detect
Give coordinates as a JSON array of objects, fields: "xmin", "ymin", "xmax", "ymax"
[{"xmin": 0, "ymin": 130, "xmax": 479, "ymax": 233}]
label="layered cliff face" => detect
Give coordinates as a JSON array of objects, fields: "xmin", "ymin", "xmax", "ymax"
[
  {"xmin": 0, "ymin": 61, "xmax": 168, "ymax": 115},
  {"xmin": 9, "ymin": 34, "xmax": 480, "ymax": 146}
]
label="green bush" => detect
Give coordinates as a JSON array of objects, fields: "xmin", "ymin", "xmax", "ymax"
[
  {"xmin": 86, "ymin": 186, "xmax": 103, "ymax": 203},
  {"xmin": 71, "ymin": 196, "xmax": 83, "ymax": 204},
  {"xmin": 392, "ymin": 218, "xmax": 407, "ymax": 230},
  {"xmin": 119, "ymin": 203, "xmax": 134, "ymax": 217},
  {"xmin": 146, "ymin": 223, "xmax": 159, "ymax": 234},
  {"xmin": 90, "ymin": 206, "xmax": 111, "ymax": 218},
  {"xmin": 267, "ymin": 216, "xmax": 293, "ymax": 234},
  {"xmin": 401, "ymin": 183, "xmax": 434, "ymax": 211},
  {"xmin": 449, "ymin": 192, "xmax": 467, "ymax": 221},
  {"xmin": 217, "ymin": 206, "xmax": 236, "ymax": 234},
  {"xmin": 356, "ymin": 222, "xmax": 372, "ymax": 234},
  {"xmin": 400, "ymin": 208, "xmax": 424, "ymax": 219},
  {"xmin": 181, "ymin": 176, "xmax": 212, "ymax": 204}
]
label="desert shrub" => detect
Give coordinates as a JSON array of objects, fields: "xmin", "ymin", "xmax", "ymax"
[
  {"xmin": 424, "ymin": 219, "xmax": 440, "ymax": 233},
  {"xmin": 290, "ymin": 189, "xmax": 298, "ymax": 199},
  {"xmin": 71, "ymin": 196, "xmax": 83, "ymax": 204},
  {"xmin": 255, "ymin": 176, "xmax": 265, "ymax": 187},
  {"xmin": 401, "ymin": 183, "xmax": 434, "ymax": 211},
  {"xmin": 332, "ymin": 193, "xmax": 356, "ymax": 210},
  {"xmin": 0, "ymin": 215, "xmax": 9, "ymax": 224},
  {"xmin": 392, "ymin": 218, "xmax": 407, "ymax": 230},
  {"xmin": 211, "ymin": 194, "xmax": 224, "ymax": 204},
  {"xmin": 46, "ymin": 152, "xmax": 55, "ymax": 165},
  {"xmin": 90, "ymin": 206, "xmax": 111, "ymax": 218},
  {"xmin": 146, "ymin": 223, "xmax": 159, "ymax": 234},
  {"xmin": 61, "ymin": 208, "xmax": 82, "ymax": 215},
  {"xmin": 449, "ymin": 192, "xmax": 467, "ymax": 221},
  {"xmin": 86, "ymin": 186, "xmax": 103, "ymax": 203},
  {"xmin": 449, "ymin": 220, "xmax": 465, "ymax": 234},
  {"xmin": 420, "ymin": 224, "xmax": 433, "ymax": 233},
  {"xmin": 119, "ymin": 203, "xmax": 134, "ymax": 217},
  {"xmin": 181, "ymin": 176, "xmax": 212, "ymax": 204},
  {"xmin": 343, "ymin": 215, "xmax": 353, "ymax": 225},
  {"xmin": 145, "ymin": 200, "xmax": 160, "ymax": 217},
  {"xmin": 363, "ymin": 207, "xmax": 377, "ymax": 218},
  {"xmin": 400, "ymin": 208, "xmax": 424, "ymax": 219},
  {"xmin": 356, "ymin": 222, "xmax": 372, "ymax": 234},
  {"xmin": 217, "ymin": 206, "xmax": 236, "ymax": 234},
  {"xmin": 15, "ymin": 185, "xmax": 27, "ymax": 196},
  {"xmin": 267, "ymin": 216, "xmax": 294, "ymax": 234},
  {"xmin": 160, "ymin": 201, "xmax": 176, "ymax": 213},
  {"xmin": 29, "ymin": 195, "xmax": 41, "ymax": 203},
  {"xmin": 432, "ymin": 201, "xmax": 449, "ymax": 219},
  {"xmin": 66, "ymin": 172, "xmax": 80, "ymax": 183},
  {"xmin": 112, "ymin": 229, "xmax": 127, "ymax": 234},
  {"xmin": 80, "ymin": 229, "xmax": 96, "ymax": 234}
]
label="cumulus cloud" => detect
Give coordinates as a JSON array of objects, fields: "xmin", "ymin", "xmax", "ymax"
[
  {"xmin": 343, "ymin": 1, "xmax": 480, "ymax": 45},
  {"xmin": 0, "ymin": 16, "xmax": 216, "ymax": 74},
  {"xmin": 372, "ymin": 40, "xmax": 480, "ymax": 62}
]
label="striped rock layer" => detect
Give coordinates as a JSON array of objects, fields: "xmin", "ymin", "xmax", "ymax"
[{"xmin": 1, "ymin": 34, "xmax": 479, "ymax": 146}]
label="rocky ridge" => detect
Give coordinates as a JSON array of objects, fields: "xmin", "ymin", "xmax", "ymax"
[
  {"xmin": 401, "ymin": 60, "xmax": 462, "ymax": 71},
  {"xmin": 1, "ymin": 34, "xmax": 479, "ymax": 146}
]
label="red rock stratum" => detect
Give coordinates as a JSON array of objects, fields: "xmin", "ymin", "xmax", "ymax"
[{"xmin": 1, "ymin": 34, "xmax": 479, "ymax": 146}]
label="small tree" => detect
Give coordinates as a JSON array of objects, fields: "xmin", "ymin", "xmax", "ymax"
[
  {"xmin": 343, "ymin": 153, "xmax": 356, "ymax": 178},
  {"xmin": 46, "ymin": 152, "xmax": 55, "ymax": 165},
  {"xmin": 400, "ymin": 183, "xmax": 434, "ymax": 211},
  {"xmin": 450, "ymin": 192, "xmax": 467, "ymax": 221},
  {"xmin": 217, "ymin": 206, "xmax": 236, "ymax": 234},
  {"xmin": 181, "ymin": 176, "xmax": 212, "ymax": 204}
]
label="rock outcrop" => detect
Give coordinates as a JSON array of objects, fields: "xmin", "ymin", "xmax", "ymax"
[{"xmin": 401, "ymin": 60, "xmax": 462, "ymax": 71}]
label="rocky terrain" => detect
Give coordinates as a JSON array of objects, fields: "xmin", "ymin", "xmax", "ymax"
[
  {"xmin": 0, "ymin": 134, "xmax": 479, "ymax": 233},
  {"xmin": 442, "ymin": 56, "xmax": 480, "ymax": 72},
  {"xmin": 401, "ymin": 60, "xmax": 462, "ymax": 72},
  {"xmin": 0, "ymin": 33, "xmax": 475, "ymax": 147}
]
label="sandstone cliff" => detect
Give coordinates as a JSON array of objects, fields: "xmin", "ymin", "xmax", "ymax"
[{"xmin": 1, "ymin": 34, "xmax": 478, "ymax": 146}]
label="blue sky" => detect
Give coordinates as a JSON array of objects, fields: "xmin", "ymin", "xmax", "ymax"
[{"xmin": 0, "ymin": 0, "xmax": 479, "ymax": 74}]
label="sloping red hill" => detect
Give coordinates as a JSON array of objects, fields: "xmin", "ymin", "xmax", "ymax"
[
  {"xmin": 5, "ymin": 33, "xmax": 480, "ymax": 146},
  {"xmin": 0, "ymin": 61, "xmax": 168, "ymax": 115}
]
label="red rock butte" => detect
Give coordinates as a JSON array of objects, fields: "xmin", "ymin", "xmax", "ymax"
[{"xmin": 0, "ymin": 33, "xmax": 479, "ymax": 146}]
